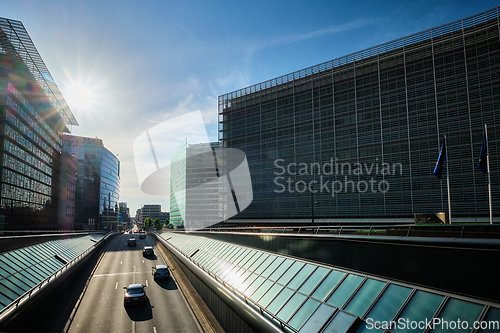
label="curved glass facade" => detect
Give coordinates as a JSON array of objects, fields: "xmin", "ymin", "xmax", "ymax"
[
  {"xmin": 63, "ymin": 135, "xmax": 119, "ymax": 230},
  {"xmin": 219, "ymin": 7, "xmax": 500, "ymax": 223}
]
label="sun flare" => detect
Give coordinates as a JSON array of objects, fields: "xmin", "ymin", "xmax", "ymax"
[{"xmin": 64, "ymin": 83, "xmax": 97, "ymax": 111}]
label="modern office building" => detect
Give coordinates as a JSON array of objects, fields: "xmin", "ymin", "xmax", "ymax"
[
  {"xmin": 58, "ymin": 151, "xmax": 76, "ymax": 230},
  {"xmin": 170, "ymin": 140, "xmax": 220, "ymax": 228},
  {"xmin": 0, "ymin": 17, "xmax": 78, "ymax": 230},
  {"xmin": 219, "ymin": 7, "xmax": 500, "ymax": 224},
  {"xmin": 62, "ymin": 135, "xmax": 120, "ymax": 230}
]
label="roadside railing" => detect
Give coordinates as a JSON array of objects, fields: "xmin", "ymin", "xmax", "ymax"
[
  {"xmin": 195, "ymin": 223, "xmax": 500, "ymax": 239},
  {"xmin": 0, "ymin": 232, "xmax": 114, "ymax": 321}
]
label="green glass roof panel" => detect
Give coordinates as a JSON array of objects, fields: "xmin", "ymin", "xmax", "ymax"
[
  {"xmin": 288, "ymin": 264, "xmax": 316, "ymax": 290},
  {"xmin": 311, "ymin": 270, "xmax": 346, "ymax": 302},
  {"xmin": 242, "ymin": 252, "xmax": 261, "ymax": 269},
  {"xmin": 0, "ymin": 283, "xmax": 18, "ymax": 304},
  {"xmin": 239, "ymin": 272, "xmax": 259, "ymax": 293},
  {"xmin": 248, "ymin": 253, "xmax": 269, "ymax": 271},
  {"xmin": 299, "ymin": 266, "xmax": 330, "ymax": 296},
  {"xmin": 267, "ymin": 287, "xmax": 294, "ymax": 314},
  {"xmin": 355, "ymin": 322, "xmax": 385, "ymax": 333},
  {"xmin": 344, "ymin": 279, "xmax": 386, "ymax": 317},
  {"xmin": 250, "ymin": 279, "xmax": 274, "ymax": 301},
  {"xmin": 0, "ymin": 279, "xmax": 23, "ymax": 299},
  {"xmin": 365, "ymin": 284, "xmax": 412, "ymax": 322},
  {"xmin": 278, "ymin": 261, "xmax": 305, "ymax": 285},
  {"xmin": 254, "ymin": 255, "xmax": 276, "ymax": 275},
  {"xmin": 326, "ymin": 274, "xmax": 364, "ymax": 308},
  {"xmin": 393, "ymin": 290, "xmax": 444, "ymax": 333},
  {"xmin": 299, "ymin": 303, "xmax": 336, "ymax": 333},
  {"xmin": 269, "ymin": 258, "xmax": 294, "ymax": 282},
  {"xmin": 6, "ymin": 275, "xmax": 30, "ymax": 293},
  {"xmin": 243, "ymin": 275, "xmax": 265, "ymax": 297},
  {"xmin": 261, "ymin": 256, "xmax": 285, "ymax": 277},
  {"xmin": 430, "ymin": 298, "xmax": 484, "ymax": 333},
  {"xmin": 277, "ymin": 292, "xmax": 307, "ymax": 322},
  {"xmin": 478, "ymin": 307, "xmax": 500, "ymax": 333},
  {"xmin": 257, "ymin": 283, "xmax": 283, "ymax": 308},
  {"xmin": 288, "ymin": 298, "xmax": 321, "ymax": 330},
  {"xmin": 322, "ymin": 310, "xmax": 358, "ymax": 333}
]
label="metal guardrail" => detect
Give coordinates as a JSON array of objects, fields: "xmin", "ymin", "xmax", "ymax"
[
  {"xmin": 0, "ymin": 232, "xmax": 114, "ymax": 321},
  {"xmin": 156, "ymin": 232, "xmax": 298, "ymax": 333},
  {"xmin": 196, "ymin": 223, "xmax": 500, "ymax": 239}
]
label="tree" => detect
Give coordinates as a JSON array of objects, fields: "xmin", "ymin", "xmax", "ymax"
[
  {"xmin": 144, "ymin": 217, "xmax": 152, "ymax": 228},
  {"xmin": 153, "ymin": 218, "xmax": 162, "ymax": 229}
]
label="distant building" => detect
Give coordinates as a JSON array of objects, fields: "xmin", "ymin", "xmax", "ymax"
[
  {"xmin": 170, "ymin": 140, "xmax": 219, "ymax": 228},
  {"xmin": 139, "ymin": 204, "xmax": 161, "ymax": 223},
  {"xmin": 0, "ymin": 17, "xmax": 78, "ymax": 230},
  {"xmin": 63, "ymin": 135, "xmax": 120, "ymax": 230},
  {"xmin": 119, "ymin": 202, "xmax": 130, "ymax": 229}
]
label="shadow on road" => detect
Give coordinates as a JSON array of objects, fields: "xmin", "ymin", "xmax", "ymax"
[
  {"xmin": 154, "ymin": 278, "xmax": 178, "ymax": 290},
  {"xmin": 143, "ymin": 254, "xmax": 157, "ymax": 260},
  {"xmin": 124, "ymin": 298, "xmax": 153, "ymax": 321}
]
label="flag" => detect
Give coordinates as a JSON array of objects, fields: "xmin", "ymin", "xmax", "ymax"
[
  {"xmin": 433, "ymin": 139, "xmax": 446, "ymax": 179},
  {"xmin": 478, "ymin": 126, "xmax": 488, "ymax": 174}
]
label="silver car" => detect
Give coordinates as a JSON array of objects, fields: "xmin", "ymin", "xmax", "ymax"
[
  {"xmin": 123, "ymin": 283, "xmax": 146, "ymax": 305},
  {"xmin": 152, "ymin": 264, "xmax": 170, "ymax": 279}
]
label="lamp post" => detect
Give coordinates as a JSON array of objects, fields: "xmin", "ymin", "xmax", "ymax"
[{"xmin": 310, "ymin": 183, "xmax": 315, "ymax": 225}]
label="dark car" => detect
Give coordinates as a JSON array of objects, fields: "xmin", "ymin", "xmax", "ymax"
[
  {"xmin": 142, "ymin": 246, "xmax": 154, "ymax": 256},
  {"xmin": 127, "ymin": 238, "xmax": 137, "ymax": 246},
  {"xmin": 123, "ymin": 284, "xmax": 146, "ymax": 305},
  {"xmin": 139, "ymin": 233, "xmax": 146, "ymax": 239},
  {"xmin": 152, "ymin": 264, "xmax": 170, "ymax": 279}
]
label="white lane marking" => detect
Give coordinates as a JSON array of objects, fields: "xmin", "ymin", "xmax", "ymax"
[
  {"xmin": 93, "ymin": 271, "xmax": 151, "ymax": 277},
  {"xmin": 142, "ymin": 260, "xmax": 144, "ymax": 264},
  {"xmin": 153, "ymin": 327, "xmax": 157, "ymax": 333},
  {"xmin": 145, "ymin": 280, "xmax": 148, "ymax": 287},
  {"xmin": 115, "ymin": 282, "xmax": 118, "ymax": 290},
  {"xmin": 120, "ymin": 261, "xmax": 123, "ymax": 265}
]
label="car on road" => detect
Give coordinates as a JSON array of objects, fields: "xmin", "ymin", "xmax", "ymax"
[
  {"xmin": 139, "ymin": 233, "xmax": 146, "ymax": 239},
  {"xmin": 142, "ymin": 246, "xmax": 154, "ymax": 256},
  {"xmin": 152, "ymin": 264, "xmax": 170, "ymax": 279},
  {"xmin": 127, "ymin": 238, "xmax": 137, "ymax": 246},
  {"xmin": 123, "ymin": 284, "xmax": 146, "ymax": 305}
]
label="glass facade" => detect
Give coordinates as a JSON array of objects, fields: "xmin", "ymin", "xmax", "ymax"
[
  {"xmin": 162, "ymin": 232, "xmax": 500, "ymax": 332},
  {"xmin": 219, "ymin": 7, "xmax": 500, "ymax": 222},
  {"xmin": 0, "ymin": 17, "xmax": 77, "ymax": 230},
  {"xmin": 170, "ymin": 140, "xmax": 220, "ymax": 228},
  {"xmin": 62, "ymin": 135, "xmax": 120, "ymax": 230}
]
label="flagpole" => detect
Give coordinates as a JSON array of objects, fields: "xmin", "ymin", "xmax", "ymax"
[
  {"xmin": 445, "ymin": 135, "xmax": 452, "ymax": 224},
  {"xmin": 485, "ymin": 125, "xmax": 492, "ymax": 224}
]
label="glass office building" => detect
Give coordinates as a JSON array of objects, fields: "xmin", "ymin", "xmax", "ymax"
[
  {"xmin": 0, "ymin": 18, "xmax": 78, "ymax": 229},
  {"xmin": 170, "ymin": 140, "xmax": 220, "ymax": 228},
  {"xmin": 62, "ymin": 135, "xmax": 120, "ymax": 230},
  {"xmin": 219, "ymin": 7, "xmax": 500, "ymax": 223}
]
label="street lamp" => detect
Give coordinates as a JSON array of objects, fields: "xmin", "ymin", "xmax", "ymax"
[{"xmin": 310, "ymin": 183, "xmax": 315, "ymax": 225}]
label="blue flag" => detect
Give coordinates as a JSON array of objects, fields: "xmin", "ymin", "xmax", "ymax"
[
  {"xmin": 433, "ymin": 139, "xmax": 446, "ymax": 179},
  {"xmin": 478, "ymin": 126, "xmax": 488, "ymax": 174}
]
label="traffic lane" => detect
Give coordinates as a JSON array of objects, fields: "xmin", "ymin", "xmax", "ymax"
[
  {"xmin": 68, "ymin": 235, "xmax": 132, "ymax": 333},
  {"xmin": 69, "ymin": 233, "xmax": 200, "ymax": 333},
  {"xmin": 131, "ymin": 260, "xmax": 201, "ymax": 333}
]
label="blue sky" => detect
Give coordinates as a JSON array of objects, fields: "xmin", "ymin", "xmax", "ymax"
[{"xmin": 3, "ymin": 0, "xmax": 499, "ymax": 215}]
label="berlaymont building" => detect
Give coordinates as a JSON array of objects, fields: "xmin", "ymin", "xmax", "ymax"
[{"xmin": 219, "ymin": 6, "xmax": 500, "ymax": 224}]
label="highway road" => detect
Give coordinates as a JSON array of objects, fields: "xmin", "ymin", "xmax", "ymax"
[{"xmin": 67, "ymin": 232, "xmax": 201, "ymax": 333}]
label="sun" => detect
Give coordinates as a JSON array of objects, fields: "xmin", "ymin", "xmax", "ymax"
[{"xmin": 64, "ymin": 83, "xmax": 97, "ymax": 111}]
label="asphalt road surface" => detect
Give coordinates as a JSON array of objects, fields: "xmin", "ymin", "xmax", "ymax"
[{"xmin": 67, "ymin": 233, "xmax": 201, "ymax": 333}]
